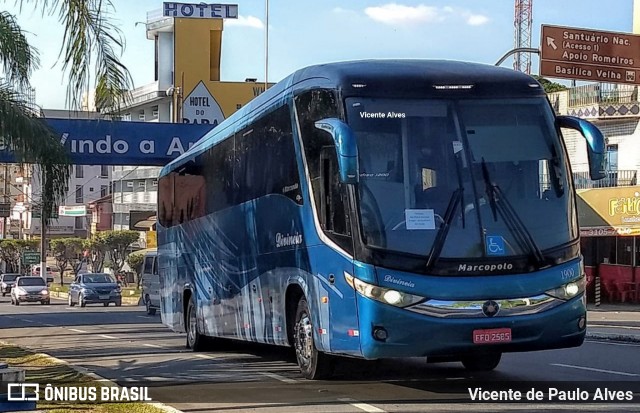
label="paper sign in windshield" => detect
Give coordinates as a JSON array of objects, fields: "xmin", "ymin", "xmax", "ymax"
[{"xmin": 405, "ymin": 209, "xmax": 436, "ymax": 230}]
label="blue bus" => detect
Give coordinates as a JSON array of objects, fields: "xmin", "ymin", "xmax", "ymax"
[{"xmin": 157, "ymin": 60, "xmax": 606, "ymax": 379}]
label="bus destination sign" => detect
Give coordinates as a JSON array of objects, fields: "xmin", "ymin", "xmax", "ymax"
[{"xmin": 540, "ymin": 25, "xmax": 640, "ymax": 84}]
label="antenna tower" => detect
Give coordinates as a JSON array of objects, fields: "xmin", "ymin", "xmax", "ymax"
[{"xmin": 514, "ymin": 0, "xmax": 533, "ymax": 73}]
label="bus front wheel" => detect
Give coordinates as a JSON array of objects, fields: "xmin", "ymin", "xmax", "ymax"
[
  {"xmin": 186, "ymin": 298, "xmax": 206, "ymax": 351},
  {"xmin": 461, "ymin": 353, "xmax": 501, "ymax": 371},
  {"xmin": 293, "ymin": 297, "xmax": 333, "ymax": 380}
]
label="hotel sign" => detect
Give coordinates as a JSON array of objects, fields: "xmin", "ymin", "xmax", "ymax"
[
  {"xmin": 540, "ymin": 25, "xmax": 640, "ymax": 84},
  {"xmin": 163, "ymin": 2, "xmax": 238, "ymax": 19}
]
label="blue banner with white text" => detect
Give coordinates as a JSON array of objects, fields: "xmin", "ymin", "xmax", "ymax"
[{"xmin": 0, "ymin": 119, "xmax": 215, "ymax": 166}]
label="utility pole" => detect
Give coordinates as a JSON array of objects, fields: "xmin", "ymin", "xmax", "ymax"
[
  {"xmin": 39, "ymin": 168, "xmax": 47, "ymax": 282},
  {"xmin": 265, "ymin": 0, "xmax": 269, "ymax": 92},
  {"xmin": 3, "ymin": 163, "xmax": 8, "ymax": 239}
]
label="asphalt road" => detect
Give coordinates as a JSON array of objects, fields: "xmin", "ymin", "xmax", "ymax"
[{"xmin": 1, "ymin": 296, "xmax": 639, "ymax": 413}]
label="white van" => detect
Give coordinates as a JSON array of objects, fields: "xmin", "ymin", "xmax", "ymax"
[{"xmin": 140, "ymin": 249, "xmax": 160, "ymax": 315}]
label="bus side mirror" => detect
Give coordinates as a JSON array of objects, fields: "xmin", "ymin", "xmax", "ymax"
[
  {"xmin": 314, "ymin": 118, "xmax": 359, "ymax": 184},
  {"xmin": 557, "ymin": 116, "xmax": 606, "ymax": 180}
]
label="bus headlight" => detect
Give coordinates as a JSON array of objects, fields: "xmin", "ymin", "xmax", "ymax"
[
  {"xmin": 344, "ymin": 272, "xmax": 425, "ymax": 307},
  {"xmin": 545, "ymin": 276, "xmax": 586, "ymax": 300}
]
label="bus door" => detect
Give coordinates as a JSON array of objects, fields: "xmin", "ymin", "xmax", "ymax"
[{"xmin": 317, "ymin": 146, "xmax": 360, "ymax": 355}]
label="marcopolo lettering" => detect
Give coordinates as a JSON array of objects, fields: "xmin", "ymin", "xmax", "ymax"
[{"xmin": 458, "ymin": 263, "xmax": 514, "ymax": 272}]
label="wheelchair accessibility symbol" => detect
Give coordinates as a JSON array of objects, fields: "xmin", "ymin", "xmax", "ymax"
[{"xmin": 486, "ymin": 236, "xmax": 505, "ymax": 256}]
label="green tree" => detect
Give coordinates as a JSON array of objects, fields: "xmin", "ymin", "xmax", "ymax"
[
  {"xmin": 0, "ymin": 239, "xmax": 38, "ymax": 272},
  {"xmin": 0, "ymin": 240, "xmax": 20, "ymax": 272},
  {"xmin": 532, "ymin": 75, "xmax": 568, "ymax": 94},
  {"xmin": 102, "ymin": 230, "xmax": 139, "ymax": 274},
  {"xmin": 0, "ymin": 2, "xmax": 133, "ymax": 219},
  {"xmin": 83, "ymin": 234, "xmax": 108, "ymax": 273},
  {"xmin": 125, "ymin": 252, "xmax": 144, "ymax": 288},
  {"xmin": 50, "ymin": 237, "xmax": 83, "ymax": 285}
]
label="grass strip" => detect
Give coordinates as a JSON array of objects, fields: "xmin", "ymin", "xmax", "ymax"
[{"xmin": 0, "ymin": 344, "xmax": 168, "ymax": 413}]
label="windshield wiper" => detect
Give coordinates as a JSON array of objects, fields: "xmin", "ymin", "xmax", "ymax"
[
  {"xmin": 480, "ymin": 159, "xmax": 546, "ymax": 267},
  {"xmin": 425, "ymin": 187, "xmax": 463, "ymax": 271}
]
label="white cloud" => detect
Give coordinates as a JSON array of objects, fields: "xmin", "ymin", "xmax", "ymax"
[
  {"xmin": 465, "ymin": 13, "xmax": 490, "ymax": 26},
  {"xmin": 364, "ymin": 3, "xmax": 489, "ymax": 27},
  {"xmin": 365, "ymin": 4, "xmax": 444, "ymax": 25},
  {"xmin": 226, "ymin": 15, "xmax": 264, "ymax": 29}
]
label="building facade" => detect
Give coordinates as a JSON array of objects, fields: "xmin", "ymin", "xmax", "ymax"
[
  {"xmin": 28, "ymin": 164, "xmax": 111, "ymax": 240},
  {"xmin": 105, "ymin": 5, "xmax": 272, "ymax": 247},
  {"xmin": 551, "ymin": 84, "xmax": 640, "ymax": 303}
]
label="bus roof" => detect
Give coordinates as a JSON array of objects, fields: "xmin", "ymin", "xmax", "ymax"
[{"xmin": 161, "ymin": 59, "xmax": 544, "ymax": 177}]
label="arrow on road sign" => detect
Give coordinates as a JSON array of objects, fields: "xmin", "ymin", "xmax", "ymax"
[{"xmin": 546, "ymin": 37, "xmax": 557, "ymax": 50}]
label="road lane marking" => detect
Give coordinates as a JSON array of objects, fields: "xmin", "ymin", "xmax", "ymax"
[
  {"xmin": 137, "ymin": 316, "xmax": 150, "ymax": 319},
  {"xmin": 43, "ymin": 323, "xmax": 56, "ymax": 327},
  {"xmin": 195, "ymin": 354, "xmax": 215, "ymax": 359},
  {"xmin": 586, "ymin": 340, "xmax": 640, "ymax": 347},
  {"xmin": 551, "ymin": 363, "xmax": 640, "ymax": 377},
  {"xmin": 259, "ymin": 372, "xmax": 298, "ymax": 383},
  {"xmin": 99, "ymin": 334, "xmax": 118, "ymax": 339},
  {"xmin": 20, "ymin": 319, "xmax": 35, "ymax": 323},
  {"xmin": 587, "ymin": 320, "xmax": 640, "ymax": 330},
  {"xmin": 337, "ymin": 398, "xmax": 386, "ymax": 413},
  {"xmin": 69, "ymin": 328, "xmax": 88, "ymax": 333},
  {"xmin": 143, "ymin": 343, "xmax": 163, "ymax": 348}
]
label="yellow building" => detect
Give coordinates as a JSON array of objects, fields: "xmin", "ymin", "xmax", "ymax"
[{"xmin": 110, "ymin": 2, "xmax": 272, "ymax": 244}]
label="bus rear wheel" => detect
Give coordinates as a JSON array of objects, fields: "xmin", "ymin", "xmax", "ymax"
[
  {"xmin": 186, "ymin": 298, "xmax": 206, "ymax": 351},
  {"xmin": 293, "ymin": 297, "xmax": 333, "ymax": 380},
  {"xmin": 461, "ymin": 353, "xmax": 501, "ymax": 371}
]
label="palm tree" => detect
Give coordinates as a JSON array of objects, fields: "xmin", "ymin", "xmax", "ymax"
[{"xmin": 0, "ymin": 1, "xmax": 133, "ymax": 223}]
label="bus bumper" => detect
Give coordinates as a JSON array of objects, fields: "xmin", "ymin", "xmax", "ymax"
[{"xmin": 355, "ymin": 294, "xmax": 586, "ymax": 359}]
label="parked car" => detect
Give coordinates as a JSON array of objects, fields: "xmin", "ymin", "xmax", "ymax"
[
  {"xmin": 69, "ymin": 273, "xmax": 122, "ymax": 307},
  {"xmin": 140, "ymin": 249, "xmax": 160, "ymax": 315},
  {"xmin": 1, "ymin": 273, "xmax": 20, "ymax": 297},
  {"xmin": 10, "ymin": 276, "xmax": 50, "ymax": 305},
  {"xmin": 31, "ymin": 266, "xmax": 55, "ymax": 283}
]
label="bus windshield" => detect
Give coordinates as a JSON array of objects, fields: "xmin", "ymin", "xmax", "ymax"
[{"xmin": 346, "ymin": 97, "xmax": 577, "ymax": 261}]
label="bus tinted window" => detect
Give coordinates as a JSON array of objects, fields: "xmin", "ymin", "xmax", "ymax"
[
  {"xmin": 159, "ymin": 105, "xmax": 301, "ymax": 228},
  {"xmin": 295, "ymin": 90, "xmax": 351, "ymax": 245},
  {"xmin": 203, "ymin": 137, "xmax": 234, "ymax": 213},
  {"xmin": 235, "ymin": 105, "xmax": 301, "ymax": 205}
]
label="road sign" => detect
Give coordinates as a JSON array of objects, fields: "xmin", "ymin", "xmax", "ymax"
[
  {"xmin": 0, "ymin": 203, "xmax": 10, "ymax": 218},
  {"xmin": 540, "ymin": 25, "xmax": 640, "ymax": 84},
  {"xmin": 22, "ymin": 251, "xmax": 40, "ymax": 265}
]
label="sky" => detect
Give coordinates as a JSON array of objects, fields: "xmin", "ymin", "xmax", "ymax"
[{"xmin": 2, "ymin": 0, "xmax": 635, "ymax": 109}]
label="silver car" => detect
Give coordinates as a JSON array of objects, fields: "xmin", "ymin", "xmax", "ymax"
[
  {"xmin": 1, "ymin": 273, "xmax": 20, "ymax": 296},
  {"xmin": 11, "ymin": 276, "xmax": 50, "ymax": 305}
]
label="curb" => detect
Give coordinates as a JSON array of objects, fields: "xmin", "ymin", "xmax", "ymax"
[
  {"xmin": 0, "ymin": 341, "xmax": 184, "ymax": 413},
  {"xmin": 50, "ymin": 291, "xmax": 140, "ymax": 306},
  {"xmin": 585, "ymin": 332, "xmax": 640, "ymax": 344}
]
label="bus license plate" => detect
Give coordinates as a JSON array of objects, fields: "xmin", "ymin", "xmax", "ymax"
[{"xmin": 473, "ymin": 328, "xmax": 511, "ymax": 344}]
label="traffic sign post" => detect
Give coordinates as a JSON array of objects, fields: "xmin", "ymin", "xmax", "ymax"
[
  {"xmin": 540, "ymin": 25, "xmax": 640, "ymax": 84},
  {"xmin": 22, "ymin": 251, "xmax": 40, "ymax": 265}
]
